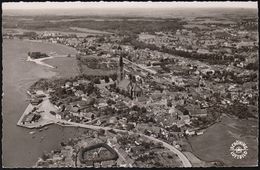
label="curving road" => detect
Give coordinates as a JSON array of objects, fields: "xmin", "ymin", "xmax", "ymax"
[
  {"xmin": 139, "ymin": 133, "xmax": 192, "ymax": 167},
  {"xmin": 55, "ymin": 119, "xmax": 192, "ymax": 167}
]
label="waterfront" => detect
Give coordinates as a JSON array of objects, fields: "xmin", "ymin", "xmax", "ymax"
[
  {"xmin": 2, "ymin": 3, "xmax": 258, "ymax": 167},
  {"xmin": 2, "ymin": 39, "xmax": 84, "ymax": 167}
]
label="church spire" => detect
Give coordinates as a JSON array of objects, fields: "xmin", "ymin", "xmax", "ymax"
[{"xmin": 119, "ymin": 55, "xmax": 124, "ymax": 80}]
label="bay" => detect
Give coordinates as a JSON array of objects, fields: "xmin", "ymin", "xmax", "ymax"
[{"xmin": 2, "ymin": 39, "xmax": 86, "ymax": 167}]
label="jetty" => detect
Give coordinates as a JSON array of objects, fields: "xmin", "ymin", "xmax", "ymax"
[
  {"xmin": 17, "ymin": 103, "xmax": 34, "ymax": 127},
  {"xmin": 17, "ymin": 91, "xmax": 58, "ymax": 129},
  {"xmin": 17, "ymin": 103, "xmax": 55, "ymax": 129}
]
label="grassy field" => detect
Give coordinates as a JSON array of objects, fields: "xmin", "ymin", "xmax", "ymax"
[
  {"xmin": 188, "ymin": 114, "xmax": 258, "ymax": 167},
  {"xmin": 79, "ymin": 64, "xmax": 117, "ymax": 76}
]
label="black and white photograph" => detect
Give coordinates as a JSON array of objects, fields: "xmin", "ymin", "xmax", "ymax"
[{"xmin": 1, "ymin": 1, "xmax": 258, "ymax": 168}]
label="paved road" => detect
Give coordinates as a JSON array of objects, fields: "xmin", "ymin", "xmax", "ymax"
[
  {"xmin": 139, "ymin": 133, "xmax": 192, "ymax": 167},
  {"xmin": 55, "ymin": 119, "xmax": 192, "ymax": 167}
]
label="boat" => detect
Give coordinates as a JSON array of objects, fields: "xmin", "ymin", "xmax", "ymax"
[
  {"xmin": 44, "ymin": 126, "xmax": 49, "ymax": 130},
  {"xmin": 29, "ymin": 131, "xmax": 36, "ymax": 135}
]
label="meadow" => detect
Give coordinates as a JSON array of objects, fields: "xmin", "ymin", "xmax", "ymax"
[{"xmin": 188, "ymin": 114, "xmax": 258, "ymax": 166}]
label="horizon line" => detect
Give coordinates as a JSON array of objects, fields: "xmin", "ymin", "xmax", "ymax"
[{"xmin": 2, "ymin": 2, "xmax": 258, "ymax": 10}]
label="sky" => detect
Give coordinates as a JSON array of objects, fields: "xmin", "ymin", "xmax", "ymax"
[{"xmin": 2, "ymin": 1, "xmax": 258, "ymax": 10}]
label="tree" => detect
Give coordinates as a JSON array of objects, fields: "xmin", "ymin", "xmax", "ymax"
[
  {"xmin": 132, "ymin": 105, "xmax": 140, "ymax": 111},
  {"xmin": 111, "ymin": 74, "xmax": 118, "ymax": 81},
  {"xmin": 132, "ymin": 75, "xmax": 136, "ymax": 83},
  {"xmin": 167, "ymin": 100, "xmax": 172, "ymax": 107},
  {"xmin": 107, "ymin": 99, "xmax": 116, "ymax": 106},
  {"xmin": 98, "ymin": 129, "xmax": 105, "ymax": 136},
  {"xmin": 119, "ymin": 56, "xmax": 123, "ymax": 67},
  {"xmin": 129, "ymin": 74, "xmax": 132, "ymax": 81},
  {"xmin": 104, "ymin": 76, "xmax": 110, "ymax": 83},
  {"xmin": 141, "ymin": 107, "xmax": 147, "ymax": 113},
  {"xmin": 93, "ymin": 77, "xmax": 101, "ymax": 84}
]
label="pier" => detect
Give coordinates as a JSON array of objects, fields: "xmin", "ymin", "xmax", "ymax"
[{"xmin": 17, "ymin": 96, "xmax": 57, "ymax": 129}]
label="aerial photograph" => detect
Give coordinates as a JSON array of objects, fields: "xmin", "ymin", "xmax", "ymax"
[{"xmin": 2, "ymin": 1, "xmax": 258, "ymax": 168}]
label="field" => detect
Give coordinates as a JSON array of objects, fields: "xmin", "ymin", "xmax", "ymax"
[
  {"xmin": 183, "ymin": 24, "xmax": 210, "ymax": 30},
  {"xmin": 4, "ymin": 28, "xmax": 99, "ymax": 37},
  {"xmin": 79, "ymin": 64, "xmax": 117, "ymax": 76},
  {"xmin": 188, "ymin": 114, "xmax": 258, "ymax": 167},
  {"xmin": 183, "ymin": 152, "xmax": 208, "ymax": 167},
  {"xmin": 69, "ymin": 27, "xmax": 112, "ymax": 34}
]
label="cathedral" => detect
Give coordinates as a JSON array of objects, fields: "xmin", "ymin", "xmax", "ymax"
[{"xmin": 116, "ymin": 56, "xmax": 143, "ymax": 99}]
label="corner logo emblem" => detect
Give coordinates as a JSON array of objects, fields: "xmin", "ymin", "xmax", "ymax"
[{"xmin": 230, "ymin": 140, "xmax": 248, "ymax": 159}]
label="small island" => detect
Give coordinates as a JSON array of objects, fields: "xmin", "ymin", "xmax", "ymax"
[
  {"xmin": 27, "ymin": 51, "xmax": 55, "ymax": 68},
  {"xmin": 28, "ymin": 52, "xmax": 49, "ymax": 59}
]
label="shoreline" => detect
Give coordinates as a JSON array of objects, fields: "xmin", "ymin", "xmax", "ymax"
[
  {"xmin": 27, "ymin": 54, "xmax": 72, "ymax": 69},
  {"xmin": 27, "ymin": 56, "xmax": 55, "ymax": 68},
  {"xmin": 2, "ymin": 39, "xmax": 79, "ymax": 167},
  {"xmin": 17, "ymin": 106, "xmax": 192, "ymax": 167}
]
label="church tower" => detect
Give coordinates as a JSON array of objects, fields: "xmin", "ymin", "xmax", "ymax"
[{"xmin": 119, "ymin": 55, "xmax": 124, "ymax": 81}]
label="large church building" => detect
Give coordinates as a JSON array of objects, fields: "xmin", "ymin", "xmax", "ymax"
[{"xmin": 116, "ymin": 56, "xmax": 143, "ymax": 99}]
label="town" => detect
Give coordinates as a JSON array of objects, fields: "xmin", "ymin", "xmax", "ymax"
[{"xmin": 3, "ymin": 8, "xmax": 258, "ymax": 168}]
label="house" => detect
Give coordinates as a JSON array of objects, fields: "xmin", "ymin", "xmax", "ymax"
[
  {"xmin": 75, "ymin": 90, "xmax": 84, "ymax": 97},
  {"xmin": 192, "ymin": 113, "xmax": 208, "ymax": 118},
  {"xmin": 168, "ymin": 106, "xmax": 179, "ymax": 118},
  {"xmin": 65, "ymin": 82, "xmax": 72, "ymax": 88},
  {"xmin": 171, "ymin": 76, "xmax": 185, "ymax": 87},
  {"xmin": 196, "ymin": 130, "xmax": 204, "ymax": 136},
  {"xmin": 109, "ymin": 117, "xmax": 118, "ymax": 124},
  {"xmin": 24, "ymin": 113, "xmax": 35, "ymax": 123},
  {"xmin": 185, "ymin": 129, "xmax": 195, "ymax": 136},
  {"xmin": 175, "ymin": 105, "xmax": 189, "ymax": 115},
  {"xmin": 177, "ymin": 115, "xmax": 191, "ymax": 128},
  {"xmin": 135, "ymin": 96, "xmax": 148, "ymax": 104},
  {"xmin": 200, "ymin": 68, "xmax": 215, "ymax": 76},
  {"xmin": 150, "ymin": 91, "xmax": 164, "ymax": 101},
  {"xmin": 119, "ymin": 117, "xmax": 127, "ymax": 124},
  {"xmin": 56, "ymin": 114, "xmax": 61, "ymax": 119},
  {"xmin": 185, "ymin": 104, "xmax": 207, "ymax": 117},
  {"xmin": 84, "ymin": 112, "xmax": 95, "ymax": 121},
  {"xmin": 30, "ymin": 98, "xmax": 43, "ymax": 105},
  {"xmin": 81, "ymin": 97, "xmax": 96, "ymax": 107},
  {"xmin": 71, "ymin": 106, "xmax": 80, "ymax": 113},
  {"xmin": 101, "ymin": 160, "xmax": 116, "ymax": 168},
  {"xmin": 131, "ymin": 146, "xmax": 144, "ymax": 155},
  {"xmin": 73, "ymin": 82, "xmax": 79, "ymax": 86},
  {"xmin": 114, "ymin": 101, "xmax": 128, "ymax": 111},
  {"xmin": 100, "ymin": 80, "xmax": 106, "ymax": 84}
]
